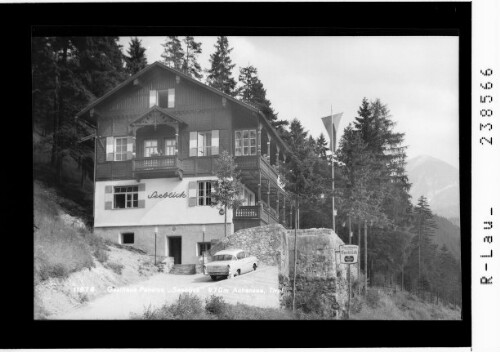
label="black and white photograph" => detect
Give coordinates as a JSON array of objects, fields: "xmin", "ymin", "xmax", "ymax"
[
  {"xmin": 17, "ymin": 0, "xmax": 487, "ymax": 349},
  {"xmin": 33, "ymin": 34, "xmax": 463, "ymax": 322}
]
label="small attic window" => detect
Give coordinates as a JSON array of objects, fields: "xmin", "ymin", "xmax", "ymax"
[{"xmin": 158, "ymin": 89, "xmax": 175, "ymax": 108}]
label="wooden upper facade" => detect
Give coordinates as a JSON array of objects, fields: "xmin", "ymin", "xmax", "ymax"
[{"xmin": 78, "ymin": 62, "xmax": 289, "ymax": 181}]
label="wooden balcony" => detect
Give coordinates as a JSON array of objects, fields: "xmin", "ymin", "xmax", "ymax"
[
  {"xmin": 132, "ymin": 155, "xmax": 181, "ymax": 179},
  {"xmin": 233, "ymin": 205, "xmax": 279, "ymax": 225},
  {"xmin": 235, "ymin": 155, "xmax": 279, "ymax": 180}
]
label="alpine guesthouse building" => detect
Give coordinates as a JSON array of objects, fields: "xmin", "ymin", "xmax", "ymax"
[{"xmin": 77, "ymin": 62, "xmax": 291, "ymax": 265}]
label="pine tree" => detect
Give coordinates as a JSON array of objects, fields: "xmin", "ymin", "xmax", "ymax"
[
  {"xmin": 316, "ymin": 133, "xmax": 329, "ymax": 161},
  {"xmin": 181, "ymin": 36, "xmax": 202, "ymax": 80},
  {"xmin": 354, "ymin": 98, "xmax": 412, "ymax": 226},
  {"xmin": 281, "ymin": 119, "xmax": 333, "ymax": 229},
  {"xmin": 76, "ymin": 36, "xmax": 128, "ymax": 98},
  {"xmin": 206, "ymin": 36, "xmax": 237, "ymax": 96},
  {"xmin": 124, "ymin": 37, "xmax": 147, "ymax": 75},
  {"xmin": 161, "ymin": 36, "xmax": 184, "ymax": 70},
  {"xmin": 238, "ymin": 65, "xmax": 275, "ymax": 120},
  {"xmin": 211, "ymin": 151, "xmax": 243, "ymax": 237},
  {"xmin": 410, "ymin": 196, "xmax": 438, "ymax": 294}
]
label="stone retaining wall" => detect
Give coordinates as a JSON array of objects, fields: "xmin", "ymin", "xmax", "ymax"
[
  {"xmin": 281, "ymin": 228, "xmax": 358, "ymax": 318},
  {"xmin": 211, "ymin": 225, "xmax": 357, "ymax": 318},
  {"xmin": 209, "ymin": 224, "xmax": 288, "ymax": 266}
]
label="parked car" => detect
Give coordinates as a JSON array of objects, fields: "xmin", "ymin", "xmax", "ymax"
[{"xmin": 204, "ymin": 249, "xmax": 258, "ymax": 280}]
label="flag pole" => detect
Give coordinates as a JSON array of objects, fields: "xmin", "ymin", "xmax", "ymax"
[{"xmin": 331, "ymin": 105, "xmax": 336, "ymax": 233}]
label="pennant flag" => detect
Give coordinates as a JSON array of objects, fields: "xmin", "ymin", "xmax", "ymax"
[{"xmin": 321, "ymin": 112, "xmax": 343, "ymax": 152}]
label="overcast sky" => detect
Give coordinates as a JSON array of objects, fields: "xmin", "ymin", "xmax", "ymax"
[{"xmin": 119, "ymin": 36, "xmax": 459, "ymax": 168}]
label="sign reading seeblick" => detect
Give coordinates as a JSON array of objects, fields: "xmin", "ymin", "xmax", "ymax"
[
  {"xmin": 148, "ymin": 191, "xmax": 187, "ymax": 199},
  {"xmin": 340, "ymin": 245, "xmax": 359, "ymax": 264}
]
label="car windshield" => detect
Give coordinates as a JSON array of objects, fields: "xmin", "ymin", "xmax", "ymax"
[{"xmin": 213, "ymin": 254, "xmax": 234, "ymax": 261}]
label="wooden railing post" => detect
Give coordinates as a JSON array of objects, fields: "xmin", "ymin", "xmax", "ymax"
[
  {"xmin": 174, "ymin": 122, "xmax": 179, "ymax": 156},
  {"xmin": 276, "ymin": 190, "xmax": 280, "ymax": 222},
  {"xmin": 267, "ymin": 179, "xmax": 270, "ymax": 214}
]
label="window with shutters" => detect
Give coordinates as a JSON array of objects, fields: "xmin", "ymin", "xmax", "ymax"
[
  {"xmin": 114, "ymin": 186, "xmax": 139, "ymax": 209},
  {"xmin": 144, "ymin": 139, "xmax": 158, "ymax": 157},
  {"xmin": 190, "ymin": 130, "xmax": 219, "ymax": 157},
  {"xmin": 198, "ymin": 181, "xmax": 212, "ymax": 206},
  {"xmin": 164, "ymin": 138, "xmax": 176, "ymax": 156},
  {"xmin": 114, "ymin": 137, "xmax": 128, "ymax": 161},
  {"xmin": 235, "ymin": 129, "xmax": 257, "ymax": 156},
  {"xmin": 198, "ymin": 131, "xmax": 212, "ymax": 156}
]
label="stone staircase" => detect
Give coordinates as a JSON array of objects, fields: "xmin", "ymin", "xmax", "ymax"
[{"xmin": 169, "ymin": 264, "xmax": 196, "ymax": 275}]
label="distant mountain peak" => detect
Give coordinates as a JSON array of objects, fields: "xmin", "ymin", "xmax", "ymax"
[
  {"xmin": 406, "ymin": 154, "xmax": 460, "ymax": 219},
  {"xmin": 407, "ymin": 155, "xmax": 458, "ymax": 171}
]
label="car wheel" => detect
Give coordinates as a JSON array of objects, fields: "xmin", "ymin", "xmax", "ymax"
[
  {"xmin": 236, "ymin": 269, "xmax": 241, "ymax": 276},
  {"xmin": 253, "ymin": 263, "xmax": 257, "ymax": 271},
  {"xmin": 210, "ymin": 275, "xmax": 217, "ymax": 281}
]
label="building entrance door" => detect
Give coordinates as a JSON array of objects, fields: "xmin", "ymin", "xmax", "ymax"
[{"xmin": 168, "ymin": 236, "xmax": 182, "ymax": 264}]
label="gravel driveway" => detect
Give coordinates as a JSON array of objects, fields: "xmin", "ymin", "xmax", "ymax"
[{"xmin": 52, "ymin": 265, "xmax": 279, "ymax": 320}]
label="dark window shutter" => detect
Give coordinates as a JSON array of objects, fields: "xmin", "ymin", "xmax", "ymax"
[
  {"xmin": 97, "ymin": 137, "xmax": 107, "ymax": 163},
  {"xmin": 138, "ymin": 199, "xmax": 145, "ymax": 208},
  {"xmin": 105, "ymin": 201, "xmax": 112, "ymax": 210},
  {"xmin": 138, "ymin": 183, "xmax": 146, "ymax": 192},
  {"xmin": 105, "ymin": 185, "xmax": 113, "ymax": 193}
]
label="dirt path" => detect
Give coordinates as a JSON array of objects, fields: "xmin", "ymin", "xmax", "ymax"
[{"xmin": 52, "ymin": 265, "xmax": 279, "ymax": 320}]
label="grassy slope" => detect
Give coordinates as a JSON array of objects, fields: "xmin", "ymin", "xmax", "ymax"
[
  {"xmin": 34, "ymin": 181, "xmax": 158, "ymax": 319},
  {"xmin": 351, "ymin": 287, "xmax": 461, "ymax": 320}
]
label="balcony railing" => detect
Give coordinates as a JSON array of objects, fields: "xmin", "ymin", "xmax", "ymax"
[
  {"xmin": 233, "ymin": 205, "xmax": 279, "ymax": 225},
  {"xmin": 133, "ymin": 155, "xmax": 179, "ymax": 172},
  {"xmin": 234, "ymin": 205, "xmax": 260, "ymax": 218},
  {"xmin": 234, "ymin": 154, "xmax": 279, "ymax": 179}
]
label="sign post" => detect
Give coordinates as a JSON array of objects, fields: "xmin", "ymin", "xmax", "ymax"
[
  {"xmin": 154, "ymin": 226, "xmax": 158, "ymax": 265},
  {"xmin": 340, "ymin": 244, "xmax": 359, "ymax": 319}
]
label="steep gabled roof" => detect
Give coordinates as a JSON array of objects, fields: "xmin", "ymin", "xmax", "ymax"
[
  {"xmin": 76, "ymin": 61, "xmax": 290, "ymax": 153},
  {"xmin": 76, "ymin": 61, "xmax": 260, "ymax": 118}
]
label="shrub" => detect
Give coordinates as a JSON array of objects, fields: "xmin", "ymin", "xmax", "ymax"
[
  {"xmin": 352, "ymin": 272, "xmax": 366, "ymax": 295},
  {"xmin": 106, "ymin": 262, "xmax": 124, "ymax": 275},
  {"xmin": 205, "ymin": 295, "xmax": 229, "ymax": 318},
  {"xmin": 294, "ymin": 284, "xmax": 337, "ymax": 318},
  {"xmin": 350, "ymin": 295, "xmax": 364, "ymax": 313},
  {"xmin": 170, "ymin": 293, "xmax": 210, "ymax": 319},
  {"xmin": 77, "ymin": 292, "xmax": 89, "ymax": 304},
  {"xmin": 224, "ymin": 303, "xmax": 293, "ymax": 320},
  {"xmin": 94, "ymin": 247, "xmax": 109, "ymax": 264},
  {"xmin": 139, "ymin": 294, "xmax": 210, "ymax": 320},
  {"xmin": 366, "ymin": 288, "xmax": 381, "ymax": 308},
  {"xmin": 139, "ymin": 294, "xmax": 297, "ymax": 320}
]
